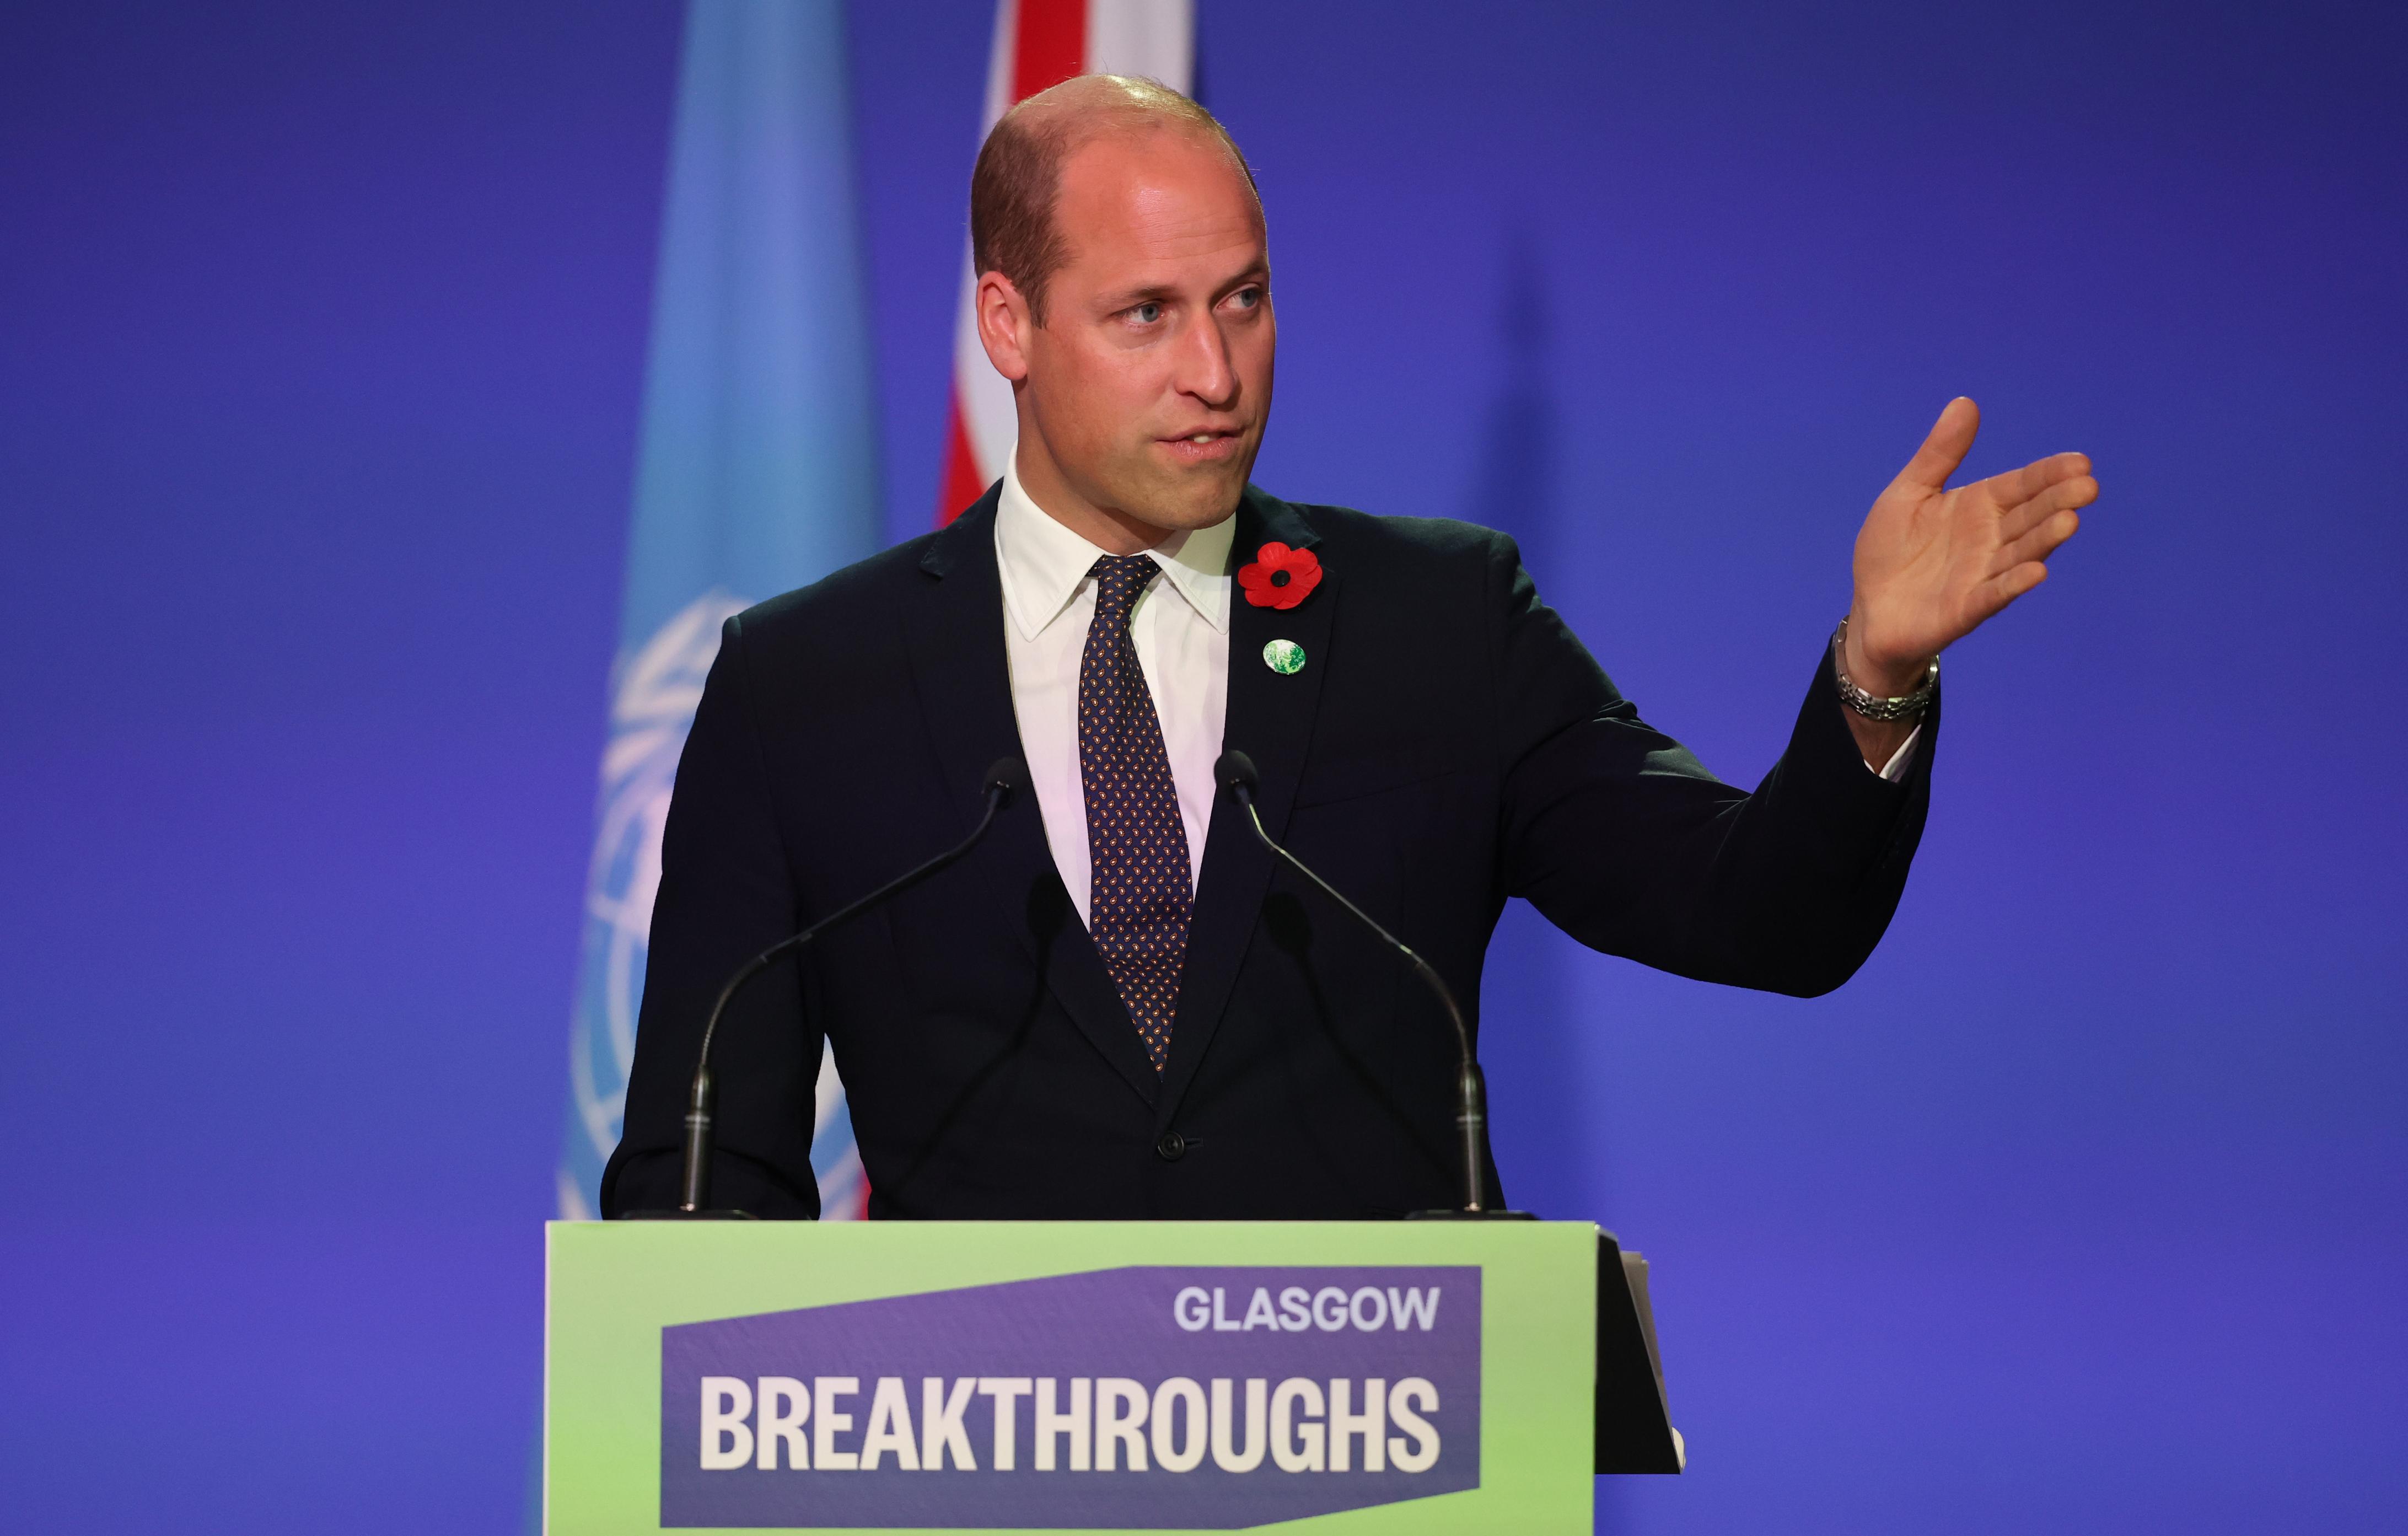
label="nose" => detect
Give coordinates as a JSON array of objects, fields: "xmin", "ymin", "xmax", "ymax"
[{"xmin": 1174, "ymin": 309, "xmax": 1239, "ymax": 411}]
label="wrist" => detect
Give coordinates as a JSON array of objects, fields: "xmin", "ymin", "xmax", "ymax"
[
  {"xmin": 1832, "ymin": 613, "xmax": 1938, "ymax": 722},
  {"xmin": 1840, "ymin": 603, "xmax": 1930, "ymax": 698}
]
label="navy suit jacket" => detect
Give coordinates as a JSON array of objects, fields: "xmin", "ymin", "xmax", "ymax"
[{"xmin": 600, "ymin": 484, "xmax": 1935, "ymax": 1220}]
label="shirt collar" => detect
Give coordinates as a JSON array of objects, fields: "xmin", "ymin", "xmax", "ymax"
[{"xmin": 993, "ymin": 452, "xmax": 1235, "ymax": 641}]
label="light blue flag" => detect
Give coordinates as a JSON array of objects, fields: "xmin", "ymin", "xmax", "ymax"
[{"xmin": 558, "ymin": 0, "xmax": 880, "ymax": 1221}]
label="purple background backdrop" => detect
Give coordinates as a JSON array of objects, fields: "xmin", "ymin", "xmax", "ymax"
[{"xmin": 2, "ymin": 2, "xmax": 2400, "ymax": 1532}]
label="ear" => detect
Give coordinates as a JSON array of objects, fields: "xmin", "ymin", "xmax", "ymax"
[{"xmin": 974, "ymin": 271, "xmax": 1034, "ymax": 383}]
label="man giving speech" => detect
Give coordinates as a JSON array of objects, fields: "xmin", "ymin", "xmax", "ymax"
[{"xmin": 602, "ymin": 76, "xmax": 2099, "ymax": 1221}]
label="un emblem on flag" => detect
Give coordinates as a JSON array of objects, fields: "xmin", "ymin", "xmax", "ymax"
[
  {"xmin": 560, "ymin": 591, "xmax": 869, "ymax": 1221},
  {"xmin": 563, "ymin": 592, "xmax": 750, "ymax": 1215}
]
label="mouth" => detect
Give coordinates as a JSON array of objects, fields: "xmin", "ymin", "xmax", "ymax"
[{"xmin": 1157, "ymin": 428, "xmax": 1246, "ymax": 466}]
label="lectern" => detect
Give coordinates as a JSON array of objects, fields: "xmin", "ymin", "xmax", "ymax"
[{"xmin": 545, "ymin": 1220, "xmax": 1678, "ymax": 1533}]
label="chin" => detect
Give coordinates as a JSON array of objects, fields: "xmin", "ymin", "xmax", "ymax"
[
  {"xmin": 1174, "ymin": 466, "xmax": 1256, "ymax": 524},
  {"xmin": 1116, "ymin": 474, "xmax": 1245, "ymax": 532},
  {"xmin": 1164, "ymin": 494, "xmax": 1243, "ymax": 529}
]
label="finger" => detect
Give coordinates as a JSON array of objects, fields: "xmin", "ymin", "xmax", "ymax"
[
  {"xmin": 1893, "ymin": 396, "xmax": 1980, "ymax": 492},
  {"xmin": 1993, "ymin": 451, "xmax": 2092, "ymax": 511},
  {"xmin": 1998, "ymin": 474, "xmax": 2097, "ymax": 542},
  {"xmin": 1971, "ymin": 560, "xmax": 2049, "ymax": 623},
  {"xmin": 1995, "ymin": 508, "xmax": 2079, "ymax": 572}
]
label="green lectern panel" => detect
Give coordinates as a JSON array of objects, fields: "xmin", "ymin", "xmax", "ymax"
[{"xmin": 546, "ymin": 1220, "xmax": 1599, "ymax": 1534}]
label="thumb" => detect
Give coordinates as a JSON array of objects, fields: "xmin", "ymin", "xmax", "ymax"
[{"xmin": 1894, "ymin": 396, "xmax": 1980, "ymax": 492}]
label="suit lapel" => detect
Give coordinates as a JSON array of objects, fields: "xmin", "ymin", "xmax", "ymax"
[
  {"xmin": 904, "ymin": 491, "xmax": 1162, "ymax": 1110},
  {"xmin": 1157, "ymin": 488, "xmax": 1334, "ymax": 1125}
]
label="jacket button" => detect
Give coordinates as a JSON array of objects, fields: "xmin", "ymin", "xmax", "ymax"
[{"xmin": 1154, "ymin": 1131, "xmax": 1187, "ymax": 1162}]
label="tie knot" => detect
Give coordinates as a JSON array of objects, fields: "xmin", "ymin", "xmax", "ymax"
[{"xmin": 1089, "ymin": 554, "xmax": 1160, "ymax": 621}]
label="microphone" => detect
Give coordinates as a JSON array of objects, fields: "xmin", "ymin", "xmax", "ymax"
[
  {"xmin": 626, "ymin": 756, "xmax": 1029, "ymax": 1220},
  {"xmin": 1216, "ymin": 749, "xmax": 1530, "ymax": 1219}
]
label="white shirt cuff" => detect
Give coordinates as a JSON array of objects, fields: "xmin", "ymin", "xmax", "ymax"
[{"xmin": 1871, "ymin": 724, "xmax": 1922, "ymax": 783}]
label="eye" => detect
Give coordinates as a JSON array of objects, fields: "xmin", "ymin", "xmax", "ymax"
[
  {"xmin": 1226, "ymin": 287, "xmax": 1260, "ymax": 312},
  {"xmin": 1129, "ymin": 300, "xmax": 1164, "ymax": 325}
]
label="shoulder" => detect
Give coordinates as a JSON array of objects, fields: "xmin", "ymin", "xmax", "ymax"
[
  {"xmin": 1247, "ymin": 488, "xmax": 1521, "ymax": 612},
  {"xmin": 722, "ymin": 510, "xmax": 977, "ymax": 666},
  {"xmin": 737, "ymin": 535, "xmax": 931, "ymax": 630},
  {"xmin": 1250, "ymin": 486, "xmax": 1515, "ymax": 568}
]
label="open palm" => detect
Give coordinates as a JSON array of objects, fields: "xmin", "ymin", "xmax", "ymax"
[{"xmin": 1848, "ymin": 398, "xmax": 2098, "ymax": 685}]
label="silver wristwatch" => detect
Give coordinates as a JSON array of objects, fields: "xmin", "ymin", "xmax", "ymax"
[{"xmin": 1831, "ymin": 616, "xmax": 1938, "ymax": 722}]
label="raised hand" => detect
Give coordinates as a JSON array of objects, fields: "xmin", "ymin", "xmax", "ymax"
[{"xmin": 1843, "ymin": 397, "xmax": 2098, "ymax": 697}]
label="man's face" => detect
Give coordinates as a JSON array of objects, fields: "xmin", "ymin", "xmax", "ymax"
[{"xmin": 1009, "ymin": 128, "xmax": 1275, "ymax": 533}]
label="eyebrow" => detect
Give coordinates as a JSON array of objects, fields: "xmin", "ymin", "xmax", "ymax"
[{"xmin": 1101, "ymin": 282, "xmax": 1182, "ymax": 309}]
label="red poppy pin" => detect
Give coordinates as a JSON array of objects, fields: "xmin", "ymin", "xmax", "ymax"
[{"xmin": 1237, "ymin": 541, "xmax": 1323, "ymax": 610}]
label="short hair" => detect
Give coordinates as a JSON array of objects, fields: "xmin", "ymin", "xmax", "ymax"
[{"xmin": 970, "ymin": 75, "xmax": 1260, "ymax": 326}]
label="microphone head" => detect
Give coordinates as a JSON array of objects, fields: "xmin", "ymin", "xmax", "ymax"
[
  {"xmin": 982, "ymin": 756, "xmax": 1029, "ymax": 803},
  {"xmin": 1214, "ymin": 749, "xmax": 1261, "ymax": 803}
]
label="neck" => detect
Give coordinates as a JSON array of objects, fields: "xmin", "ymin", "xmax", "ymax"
[{"xmin": 1012, "ymin": 441, "xmax": 1174, "ymax": 557}]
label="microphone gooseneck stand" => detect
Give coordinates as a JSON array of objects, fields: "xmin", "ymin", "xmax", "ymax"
[
  {"xmin": 625, "ymin": 757, "xmax": 1028, "ymax": 1220},
  {"xmin": 1216, "ymin": 749, "xmax": 1531, "ymax": 1220}
]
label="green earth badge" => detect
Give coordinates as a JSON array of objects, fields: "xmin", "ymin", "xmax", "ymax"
[{"xmin": 1262, "ymin": 638, "xmax": 1307, "ymax": 675}]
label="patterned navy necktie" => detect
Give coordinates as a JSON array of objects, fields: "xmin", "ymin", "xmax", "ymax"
[{"xmin": 1079, "ymin": 554, "xmax": 1193, "ymax": 1072}]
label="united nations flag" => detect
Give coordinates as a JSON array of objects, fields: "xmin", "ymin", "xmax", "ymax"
[{"xmin": 557, "ymin": 0, "xmax": 881, "ymax": 1222}]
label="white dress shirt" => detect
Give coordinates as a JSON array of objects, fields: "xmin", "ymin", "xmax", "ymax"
[
  {"xmin": 1874, "ymin": 724, "xmax": 1921, "ymax": 781},
  {"xmin": 996, "ymin": 456, "xmax": 1234, "ymax": 926},
  {"xmin": 993, "ymin": 454, "xmax": 1918, "ymax": 927}
]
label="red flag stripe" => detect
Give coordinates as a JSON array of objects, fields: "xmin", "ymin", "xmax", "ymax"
[
  {"xmin": 938, "ymin": 386, "xmax": 991, "ymax": 524},
  {"xmin": 938, "ymin": 0, "xmax": 1088, "ymax": 526},
  {"xmin": 1011, "ymin": 0, "xmax": 1088, "ymax": 105}
]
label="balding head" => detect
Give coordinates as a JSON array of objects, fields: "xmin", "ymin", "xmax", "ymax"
[
  {"xmin": 972, "ymin": 74, "xmax": 1261, "ymax": 326},
  {"xmin": 968, "ymin": 75, "xmax": 1275, "ymax": 549}
]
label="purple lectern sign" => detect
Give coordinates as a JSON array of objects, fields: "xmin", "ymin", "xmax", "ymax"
[{"xmin": 659, "ymin": 1265, "xmax": 1481, "ymax": 1529}]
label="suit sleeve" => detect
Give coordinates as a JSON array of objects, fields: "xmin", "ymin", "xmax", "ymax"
[
  {"xmin": 1491, "ymin": 537, "xmax": 1934, "ymax": 997},
  {"xmin": 599, "ymin": 614, "xmax": 824, "ymax": 1218}
]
